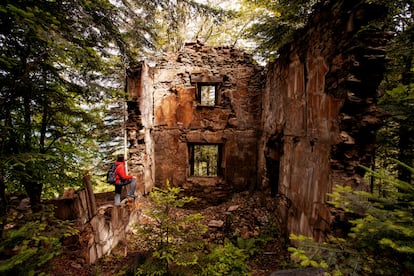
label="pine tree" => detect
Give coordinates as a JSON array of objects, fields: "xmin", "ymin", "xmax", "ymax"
[
  {"xmin": 0, "ymin": 0, "xmax": 227, "ymax": 212},
  {"xmin": 377, "ymin": 1, "xmax": 414, "ymax": 184},
  {"xmin": 133, "ymin": 181, "xmax": 208, "ymax": 275}
]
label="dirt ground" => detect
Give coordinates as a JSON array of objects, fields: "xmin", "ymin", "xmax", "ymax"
[{"xmin": 43, "ymin": 190, "xmax": 291, "ymax": 275}]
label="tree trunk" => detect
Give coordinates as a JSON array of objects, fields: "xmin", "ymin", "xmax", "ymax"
[
  {"xmin": 24, "ymin": 180, "xmax": 43, "ymax": 212},
  {"xmin": 83, "ymin": 174, "xmax": 96, "ymax": 218},
  {"xmin": 397, "ymin": 55, "xmax": 413, "ymax": 184},
  {"xmin": 0, "ymin": 170, "xmax": 7, "ymax": 239},
  {"xmin": 397, "ymin": 124, "xmax": 412, "ymax": 184},
  {"xmin": 22, "ymin": 163, "xmax": 43, "ymax": 212}
]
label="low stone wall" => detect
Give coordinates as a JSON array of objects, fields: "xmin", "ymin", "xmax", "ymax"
[
  {"xmin": 53, "ymin": 188, "xmax": 139, "ymax": 264},
  {"xmin": 81, "ymin": 203, "xmax": 134, "ymax": 264}
]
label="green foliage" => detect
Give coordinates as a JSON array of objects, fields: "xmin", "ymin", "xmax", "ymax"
[
  {"xmin": 326, "ymin": 185, "xmax": 354, "ymax": 212},
  {"xmin": 376, "ymin": 0, "xmax": 414, "ymax": 182},
  {"xmin": 152, "ymin": 0, "xmax": 233, "ymax": 52},
  {"xmin": 132, "ymin": 181, "xmax": 258, "ymax": 275},
  {"xmin": 240, "ymin": 0, "xmax": 412, "ymax": 62},
  {"xmin": 289, "ymin": 162, "xmax": 414, "ymax": 275},
  {"xmin": 289, "ymin": 234, "xmax": 357, "ymax": 275},
  {"xmin": 200, "ymin": 238, "xmax": 250, "ymax": 276},
  {"xmin": 237, "ymin": 237, "xmax": 261, "ymax": 257},
  {"xmin": 133, "ymin": 180, "xmax": 208, "ymax": 275},
  {"xmin": 0, "ymin": 0, "xmax": 234, "ymax": 208},
  {"xmin": 236, "ymin": 227, "xmax": 275, "ymax": 258},
  {"xmin": 241, "ymin": 0, "xmax": 319, "ymax": 59},
  {"xmin": 0, "ymin": 204, "xmax": 78, "ymax": 275},
  {"xmin": 0, "ymin": 0, "xmax": 132, "ymax": 204}
]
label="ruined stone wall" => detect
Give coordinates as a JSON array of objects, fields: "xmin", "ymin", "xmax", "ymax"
[
  {"xmin": 259, "ymin": 0, "xmax": 389, "ymax": 240},
  {"xmin": 52, "ymin": 189, "xmax": 137, "ymax": 264},
  {"xmin": 125, "ymin": 0, "xmax": 389, "ymax": 239},
  {"xmin": 126, "ymin": 62, "xmax": 155, "ymax": 195},
  {"xmin": 127, "ymin": 43, "xmax": 264, "ymax": 204}
]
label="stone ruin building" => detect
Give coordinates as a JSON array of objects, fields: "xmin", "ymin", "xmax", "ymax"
[
  {"xmin": 126, "ymin": 43, "xmax": 263, "ymax": 204},
  {"xmin": 124, "ymin": 0, "xmax": 389, "ymax": 241},
  {"xmin": 51, "ymin": 0, "xmax": 390, "ymax": 264}
]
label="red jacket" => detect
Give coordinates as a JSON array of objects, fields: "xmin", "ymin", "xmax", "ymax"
[{"xmin": 115, "ymin": 161, "xmax": 133, "ymax": 184}]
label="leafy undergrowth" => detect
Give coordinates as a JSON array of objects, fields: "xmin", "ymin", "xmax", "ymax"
[{"xmin": 42, "ymin": 190, "xmax": 291, "ymax": 275}]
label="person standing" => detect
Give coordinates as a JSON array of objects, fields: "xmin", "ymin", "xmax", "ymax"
[{"xmin": 114, "ymin": 154, "xmax": 136, "ymax": 206}]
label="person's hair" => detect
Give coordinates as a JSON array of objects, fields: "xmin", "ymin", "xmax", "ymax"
[{"xmin": 117, "ymin": 154, "xmax": 125, "ymax": 162}]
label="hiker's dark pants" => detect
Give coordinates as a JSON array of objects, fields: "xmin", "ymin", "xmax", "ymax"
[{"xmin": 114, "ymin": 178, "xmax": 136, "ymax": 196}]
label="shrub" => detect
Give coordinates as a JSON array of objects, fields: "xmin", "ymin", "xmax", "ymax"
[
  {"xmin": 0, "ymin": 204, "xmax": 78, "ymax": 275},
  {"xmin": 133, "ymin": 180, "xmax": 208, "ymax": 275},
  {"xmin": 200, "ymin": 238, "xmax": 250, "ymax": 276}
]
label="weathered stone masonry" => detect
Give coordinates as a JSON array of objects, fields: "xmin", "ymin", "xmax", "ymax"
[
  {"xmin": 258, "ymin": 0, "xmax": 389, "ymax": 240},
  {"xmin": 127, "ymin": 44, "xmax": 264, "ymax": 205},
  {"xmin": 125, "ymin": 0, "xmax": 389, "ymax": 239}
]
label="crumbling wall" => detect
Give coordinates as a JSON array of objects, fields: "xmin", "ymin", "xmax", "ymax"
[
  {"xmin": 52, "ymin": 189, "xmax": 138, "ymax": 264},
  {"xmin": 126, "ymin": 62, "xmax": 155, "ymax": 195},
  {"xmin": 125, "ymin": 0, "xmax": 389, "ymax": 239},
  {"xmin": 127, "ymin": 43, "xmax": 264, "ymax": 205},
  {"xmin": 259, "ymin": 0, "xmax": 389, "ymax": 240}
]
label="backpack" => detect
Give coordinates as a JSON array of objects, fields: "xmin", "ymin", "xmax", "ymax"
[{"xmin": 107, "ymin": 163, "xmax": 117, "ymax": 184}]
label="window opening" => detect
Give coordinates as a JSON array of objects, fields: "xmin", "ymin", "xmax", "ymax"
[
  {"xmin": 198, "ymin": 84, "xmax": 217, "ymax": 106},
  {"xmin": 189, "ymin": 144, "xmax": 221, "ymax": 176}
]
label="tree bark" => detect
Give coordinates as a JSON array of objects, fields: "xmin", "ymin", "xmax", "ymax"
[
  {"xmin": 84, "ymin": 173, "xmax": 96, "ymax": 218},
  {"xmin": 24, "ymin": 180, "xmax": 43, "ymax": 212},
  {"xmin": 397, "ymin": 124, "xmax": 412, "ymax": 184},
  {"xmin": 0, "ymin": 170, "xmax": 7, "ymax": 239},
  {"xmin": 397, "ymin": 55, "xmax": 413, "ymax": 184}
]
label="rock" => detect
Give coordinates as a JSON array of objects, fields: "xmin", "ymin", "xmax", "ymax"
[
  {"xmin": 208, "ymin": 220, "xmax": 224, "ymax": 228},
  {"xmin": 227, "ymin": 205, "xmax": 240, "ymax": 212},
  {"xmin": 340, "ymin": 131, "xmax": 355, "ymax": 144},
  {"xmin": 16, "ymin": 198, "xmax": 30, "ymax": 211},
  {"xmin": 70, "ymin": 262, "xmax": 82, "ymax": 269}
]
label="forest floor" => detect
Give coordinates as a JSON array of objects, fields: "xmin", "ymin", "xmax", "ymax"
[{"xmin": 44, "ymin": 190, "xmax": 293, "ymax": 275}]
